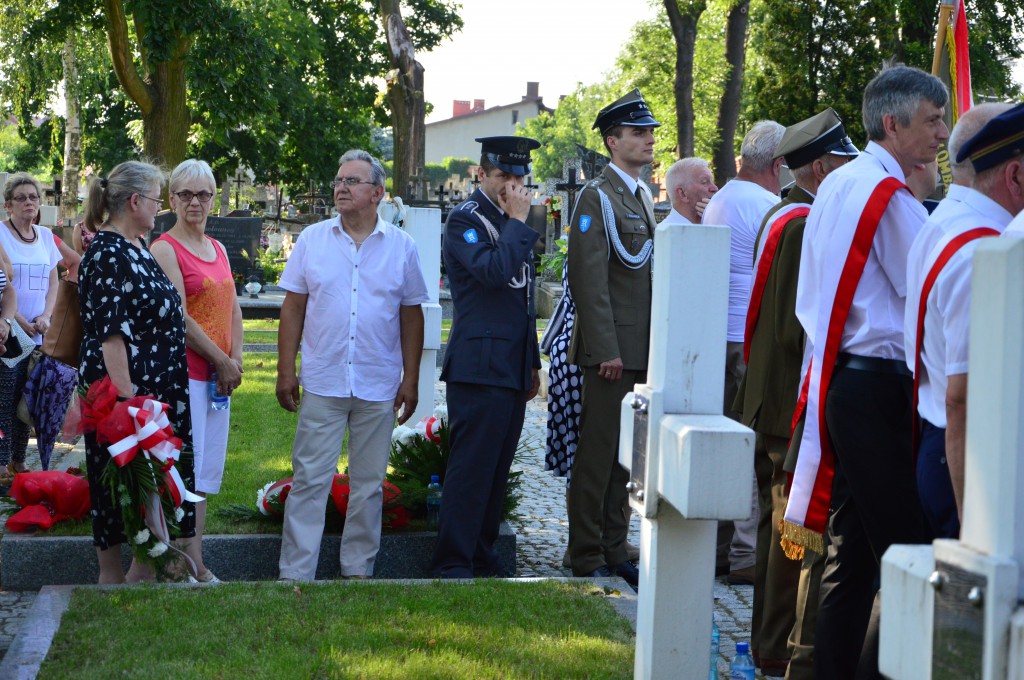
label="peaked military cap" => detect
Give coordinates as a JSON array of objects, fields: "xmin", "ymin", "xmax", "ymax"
[
  {"xmin": 774, "ymin": 108, "xmax": 858, "ymax": 169},
  {"xmin": 476, "ymin": 136, "xmax": 541, "ymax": 176},
  {"xmin": 593, "ymin": 88, "xmax": 661, "ymax": 137},
  {"xmin": 956, "ymin": 101, "xmax": 1024, "ymax": 173}
]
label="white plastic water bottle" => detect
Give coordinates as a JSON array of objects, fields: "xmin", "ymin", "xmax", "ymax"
[
  {"xmin": 709, "ymin": 615, "xmax": 720, "ymax": 680},
  {"xmin": 729, "ymin": 641, "xmax": 755, "ymax": 680},
  {"xmin": 208, "ymin": 364, "xmax": 229, "ymax": 411},
  {"xmin": 426, "ymin": 475, "xmax": 442, "ymax": 529}
]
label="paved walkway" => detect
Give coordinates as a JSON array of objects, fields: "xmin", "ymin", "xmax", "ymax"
[{"xmin": 0, "ymin": 373, "xmax": 759, "ymax": 677}]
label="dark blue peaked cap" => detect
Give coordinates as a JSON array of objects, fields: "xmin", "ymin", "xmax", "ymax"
[
  {"xmin": 956, "ymin": 101, "xmax": 1024, "ymax": 172},
  {"xmin": 476, "ymin": 136, "xmax": 541, "ymax": 176}
]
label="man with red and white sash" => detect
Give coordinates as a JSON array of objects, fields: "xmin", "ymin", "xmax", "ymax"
[
  {"xmin": 786, "ymin": 65, "xmax": 948, "ymax": 679},
  {"xmin": 905, "ymin": 102, "xmax": 1024, "ymax": 540},
  {"xmin": 734, "ymin": 107, "xmax": 857, "ymax": 679}
]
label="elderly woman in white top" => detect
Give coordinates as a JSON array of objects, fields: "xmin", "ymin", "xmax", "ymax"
[{"xmin": 0, "ymin": 173, "xmax": 60, "ymax": 474}]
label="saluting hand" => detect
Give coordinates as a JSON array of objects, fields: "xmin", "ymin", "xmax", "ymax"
[{"xmin": 499, "ymin": 183, "xmax": 532, "ymax": 223}]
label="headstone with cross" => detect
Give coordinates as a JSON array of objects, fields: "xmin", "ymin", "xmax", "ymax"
[
  {"xmin": 544, "ymin": 158, "xmax": 586, "ymax": 258},
  {"xmin": 880, "ymin": 236, "xmax": 1024, "ymax": 679},
  {"xmin": 617, "ymin": 221, "xmax": 755, "ymax": 678}
]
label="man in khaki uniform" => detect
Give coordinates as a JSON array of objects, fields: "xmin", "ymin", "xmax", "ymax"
[
  {"xmin": 734, "ymin": 108, "xmax": 856, "ymax": 677},
  {"xmin": 566, "ymin": 89, "xmax": 659, "ymax": 588}
]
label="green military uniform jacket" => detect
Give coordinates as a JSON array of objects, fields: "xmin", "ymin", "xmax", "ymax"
[
  {"xmin": 566, "ymin": 165, "xmax": 655, "ymax": 370},
  {"xmin": 734, "ymin": 185, "xmax": 815, "ymax": 439}
]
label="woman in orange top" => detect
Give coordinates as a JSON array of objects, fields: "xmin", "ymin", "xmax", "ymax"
[{"xmin": 152, "ymin": 159, "xmax": 243, "ymax": 583}]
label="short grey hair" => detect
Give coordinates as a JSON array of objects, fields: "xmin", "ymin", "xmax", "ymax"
[
  {"xmin": 338, "ymin": 149, "xmax": 386, "ymax": 187},
  {"xmin": 84, "ymin": 160, "xmax": 165, "ymax": 233},
  {"xmin": 949, "ymin": 102, "xmax": 1013, "ymax": 183},
  {"xmin": 665, "ymin": 157, "xmax": 711, "ymax": 197},
  {"xmin": 740, "ymin": 121, "xmax": 785, "ymax": 174},
  {"xmin": 3, "ymin": 172, "xmax": 42, "ymax": 203},
  {"xmin": 862, "ymin": 65, "xmax": 948, "ymax": 141},
  {"xmin": 170, "ymin": 159, "xmax": 217, "ymax": 193}
]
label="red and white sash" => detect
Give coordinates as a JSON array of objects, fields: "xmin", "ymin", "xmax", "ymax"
[
  {"xmin": 910, "ymin": 226, "xmax": 999, "ymax": 451},
  {"xmin": 784, "ymin": 176, "xmax": 908, "ymax": 535},
  {"xmin": 744, "ymin": 203, "xmax": 811, "ymax": 363}
]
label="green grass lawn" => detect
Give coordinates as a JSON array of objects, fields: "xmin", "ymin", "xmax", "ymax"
[{"xmin": 40, "ymin": 581, "xmax": 634, "ymax": 679}]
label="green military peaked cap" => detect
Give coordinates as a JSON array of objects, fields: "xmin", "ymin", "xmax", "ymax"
[{"xmin": 774, "ymin": 108, "xmax": 858, "ymax": 169}]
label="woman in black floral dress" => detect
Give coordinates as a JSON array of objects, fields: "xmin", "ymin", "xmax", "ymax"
[{"xmin": 78, "ymin": 161, "xmax": 194, "ymax": 584}]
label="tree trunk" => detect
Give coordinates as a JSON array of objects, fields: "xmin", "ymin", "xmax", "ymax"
[
  {"xmin": 379, "ymin": 0, "xmax": 425, "ymax": 200},
  {"xmin": 664, "ymin": 0, "xmax": 707, "ymax": 158},
  {"xmin": 60, "ymin": 36, "xmax": 82, "ymax": 232},
  {"xmin": 712, "ymin": 0, "xmax": 751, "ymax": 186},
  {"xmin": 141, "ymin": 59, "xmax": 190, "ymax": 172}
]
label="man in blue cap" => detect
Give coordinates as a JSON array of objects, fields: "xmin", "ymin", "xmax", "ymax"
[
  {"xmin": 565, "ymin": 88, "xmax": 660, "ymax": 588},
  {"xmin": 432, "ymin": 135, "xmax": 543, "ymax": 578},
  {"xmin": 905, "ymin": 101, "xmax": 1024, "ymax": 542}
]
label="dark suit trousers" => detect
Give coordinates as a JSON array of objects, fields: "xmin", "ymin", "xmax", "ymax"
[
  {"xmin": 432, "ymin": 382, "xmax": 526, "ymax": 577},
  {"xmin": 752, "ymin": 433, "xmax": 801, "ymax": 662},
  {"xmin": 918, "ymin": 419, "xmax": 959, "ymax": 539},
  {"xmin": 568, "ymin": 366, "xmax": 640, "ymax": 574},
  {"xmin": 814, "ymin": 366, "xmax": 928, "ymax": 680}
]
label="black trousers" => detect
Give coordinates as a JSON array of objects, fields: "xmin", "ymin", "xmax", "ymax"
[
  {"xmin": 431, "ymin": 382, "xmax": 526, "ymax": 578},
  {"xmin": 814, "ymin": 364, "xmax": 928, "ymax": 680},
  {"xmin": 918, "ymin": 419, "xmax": 960, "ymax": 539}
]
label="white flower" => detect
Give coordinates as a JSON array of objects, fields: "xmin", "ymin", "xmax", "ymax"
[
  {"xmin": 391, "ymin": 425, "xmax": 416, "ymax": 445},
  {"xmin": 433, "ymin": 404, "xmax": 448, "ymax": 421},
  {"xmin": 174, "ymin": 507, "xmax": 184, "ymax": 522},
  {"xmin": 147, "ymin": 542, "xmax": 168, "ymax": 558},
  {"xmin": 133, "ymin": 529, "xmax": 150, "ymax": 545},
  {"xmin": 256, "ymin": 481, "xmax": 275, "ymax": 516}
]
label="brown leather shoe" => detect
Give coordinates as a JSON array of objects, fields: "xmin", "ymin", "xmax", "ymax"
[{"xmin": 727, "ymin": 565, "xmax": 755, "ymax": 585}]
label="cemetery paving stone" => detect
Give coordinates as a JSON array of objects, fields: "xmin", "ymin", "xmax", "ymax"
[{"xmin": 0, "ymin": 370, "xmax": 762, "ymax": 677}]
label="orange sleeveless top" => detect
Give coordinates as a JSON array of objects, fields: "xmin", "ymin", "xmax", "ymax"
[{"xmin": 154, "ymin": 233, "xmax": 234, "ymax": 381}]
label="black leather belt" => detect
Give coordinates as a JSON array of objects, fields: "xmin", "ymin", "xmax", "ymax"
[{"xmin": 835, "ymin": 353, "xmax": 911, "ymax": 377}]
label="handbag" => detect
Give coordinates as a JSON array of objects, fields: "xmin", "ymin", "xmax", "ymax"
[
  {"xmin": 1, "ymin": 320, "xmax": 34, "ymax": 369},
  {"xmin": 41, "ymin": 279, "xmax": 82, "ymax": 368}
]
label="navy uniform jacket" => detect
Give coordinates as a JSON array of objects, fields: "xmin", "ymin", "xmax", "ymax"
[{"xmin": 441, "ymin": 189, "xmax": 541, "ymax": 391}]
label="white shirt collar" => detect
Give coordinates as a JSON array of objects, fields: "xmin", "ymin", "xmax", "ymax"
[
  {"xmin": 479, "ymin": 190, "xmax": 505, "ymax": 216},
  {"xmin": 334, "ymin": 214, "xmax": 387, "ymax": 240},
  {"xmin": 864, "ymin": 141, "xmax": 906, "ymax": 182},
  {"xmin": 959, "ymin": 186, "xmax": 1015, "ymax": 228},
  {"xmin": 609, "ymin": 162, "xmax": 640, "ymax": 195},
  {"xmin": 664, "ymin": 208, "xmax": 692, "ymax": 225}
]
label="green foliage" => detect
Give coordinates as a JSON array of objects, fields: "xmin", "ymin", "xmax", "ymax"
[
  {"xmin": 387, "ymin": 418, "xmax": 524, "ymax": 521},
  {"xmin": 257, "ymin": 248, "xmax": 285, "ymax": 284}
]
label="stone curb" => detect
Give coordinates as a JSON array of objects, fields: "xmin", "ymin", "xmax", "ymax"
[
  {"xmin": 0, "ymin": 523, "xmax": 515, "ymax": 590},
  {"xmin": 0, "ymin": 576, "xmax": 633, "ymax": 679}
]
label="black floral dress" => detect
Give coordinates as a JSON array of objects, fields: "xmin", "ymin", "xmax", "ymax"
[{"xmin": 78, "ymin": 231, "xmax": 194, "ymax": 549}]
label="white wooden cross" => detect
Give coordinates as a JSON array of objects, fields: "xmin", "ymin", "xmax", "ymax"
[
  {"xmin": 618, "ymin": 222, "xmax": 755, "ymax": 679},
  {"xmin": 881, "ymin": 236, "xmax": 1024, "ymax": 679},
  {"xmin": 379, "ymin": 203, "xmax": 443, "ymax": 424}
]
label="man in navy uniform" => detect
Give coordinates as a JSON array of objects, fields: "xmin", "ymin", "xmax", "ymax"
[
  {"xmin": 566, "ymin": 89, "xmax": 660, "ymax": 588},
  {"xmin": 432, "ymin": 135, "xmax": 542, "ymax": 578}
]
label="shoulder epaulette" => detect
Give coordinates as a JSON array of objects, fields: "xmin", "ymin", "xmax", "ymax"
[{"xmin": 460, "ymin": 201, "xmax": 479, "ymax": 212}]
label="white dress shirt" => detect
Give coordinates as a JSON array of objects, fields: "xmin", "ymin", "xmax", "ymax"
[
  {"xmin": 905, "ymin": 188, "xmax": 1013, "ymax": 426},
  {"xmin": 278, "ymin": 215, "xmax": 430, "ymax": 401},
  {"xmin": 658, "ymin": 208, "xmax": 693, "ymax": 227},
  {"xmin": 798, "ymin": 141, "xmax": 927, "ymax": 360},
  {"xmin": 703, "ymin": 179, "xmax": 778, "ymax": 342}
]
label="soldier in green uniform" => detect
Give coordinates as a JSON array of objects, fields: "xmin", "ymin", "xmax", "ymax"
[
  {"xmin": 734, "ymin": 108, "xmax": 857, "ymax": 677},
  {"xmin": 565, "ymin": 89, "xmax": 659, "ymax": 588}
]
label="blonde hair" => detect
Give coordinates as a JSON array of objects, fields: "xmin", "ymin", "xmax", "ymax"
[{"xmin": 83, "ymin": 161, "xmax": 165, "ymax": 232}]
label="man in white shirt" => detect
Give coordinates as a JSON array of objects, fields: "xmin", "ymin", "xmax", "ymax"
[
  {"xmin": 785, "ymin": 65, "xmax": 949, "ymax": 678},
  {"xmin": 905, "ymin": 102, "xmax": 1024, "ymax": 540},
  {"xmin": 276, "ymin": 149, "xmax": 429, "ymax": 581},
  {"xmin": 702, "ymin": 120, "xmax": 785, "ymax": 586},
  {"xmin": 659, "ymin": 157, "xmax": 717, "ymax": 227}
]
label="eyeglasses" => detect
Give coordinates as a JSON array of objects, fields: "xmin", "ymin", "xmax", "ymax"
[
  {"xmin": 136, "ymin": 193, "xmax": 164, "ymax": 206},
  {"xmin": 330, "ymin": 177, "xmax": 376, "ymax": 188},
  {"xmin": 174, "ymin": 190, "xmax": 214, "ymax": 204},
  {"xmin": 11, "ymin": 194, "xmax": 40, "ymax": 203}
]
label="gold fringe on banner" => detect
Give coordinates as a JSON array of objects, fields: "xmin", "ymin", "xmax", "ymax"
[{"xmin": 779, "ymin": 519, "xmax": 824, "ymax": 560}]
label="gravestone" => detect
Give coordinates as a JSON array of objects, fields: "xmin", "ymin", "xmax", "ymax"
[
  {"xmin": 880, "ymin": 237, "xmax": 1024, "ymax": 679},
  {"xmin": 619, "ymin": 222, "xmax": 754, "ymax": 678},
  {"xmin": 544, "ymin": 159, "xmax": 586, "ymax": 259},
  {"xmin": 153, "ymin": 212, "xmax": 262, "ymax": 276}
]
